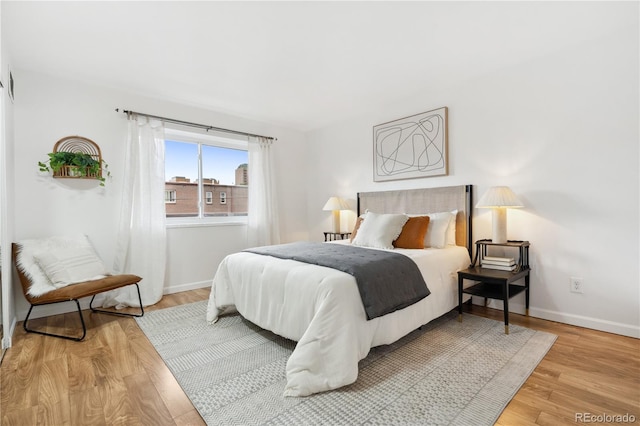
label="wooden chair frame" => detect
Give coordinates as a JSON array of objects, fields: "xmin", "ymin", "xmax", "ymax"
[{"xmin": 12, "ymin": 243, "xmax": 144, "ymax": 341}]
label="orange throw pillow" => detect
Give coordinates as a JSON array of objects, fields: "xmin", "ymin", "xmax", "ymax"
[{"xmin": 393, "ymin": 216, "xmax": 430, "ymax": 249}]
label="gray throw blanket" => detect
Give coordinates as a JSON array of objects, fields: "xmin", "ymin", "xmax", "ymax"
[{"xmin": 244, "ymin": 242, "xmax": 430, "ymax": 320}]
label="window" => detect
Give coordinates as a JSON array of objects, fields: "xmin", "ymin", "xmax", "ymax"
[
  {"xmin": 164, "ymin": 127, "xmax": 249, "ymax": 223},
  {"xmin": 165, "ymin": 190, "xmax": 176, "ymax": 204}
]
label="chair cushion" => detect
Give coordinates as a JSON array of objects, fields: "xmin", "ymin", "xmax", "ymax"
[{"xmin": 28, "ymin": 274, "xmax": 143, "ymax": 304}]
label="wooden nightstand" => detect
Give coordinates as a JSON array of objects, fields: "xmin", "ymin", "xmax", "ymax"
[
  {"xmin": 324, "ymin": 232, "xmax": 352, "ymax": 241},
  {"xmin": 457, "ymin": 240, "xmax": 531, "ymax": 334}
]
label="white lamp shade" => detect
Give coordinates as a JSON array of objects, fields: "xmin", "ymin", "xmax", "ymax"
[
  {"xmin": 476, "ymin": 186, "xmax": 523, "ymax": 208},
  {"xmin": 476, "ymin": 186, "xmax": 523, "ymax": 243},
  {"xmin": 322, "ymin": 197, "xmax": 350, "ymax": 211},
  {"xmin": 323, "ymin": 197, "xmax": 349, "ymax": 233}
]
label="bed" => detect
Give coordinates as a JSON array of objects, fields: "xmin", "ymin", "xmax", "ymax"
[{"xmin": 206, "ymin": 185, "xmax": 473, "ymax": 397}]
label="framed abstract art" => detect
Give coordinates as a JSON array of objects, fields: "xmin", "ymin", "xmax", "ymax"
[{"xmin": 373, "ymin": 107, "xmax": 448, "ymax": 182}]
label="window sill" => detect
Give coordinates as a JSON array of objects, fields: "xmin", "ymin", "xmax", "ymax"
[{"xmin": 166, "ymin": 219, "xmax": 247, "ymax": 229}]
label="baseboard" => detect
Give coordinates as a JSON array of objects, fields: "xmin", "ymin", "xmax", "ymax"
[
  {"xmin": 530, "ymin": 306, "xmax": 640, "ymax": 338},
  {"xmin": 15, "ymin": 284, "xmax": 637, "ymax": 338},
  {"xmin": 17, "ymin": 299, "xmax": 93, "ymax": 322},
  {"xmin": 18, "ymin": 281, "xmax": 213, "ymax": 321},
  {"xmin": 474, "ymin": 298, "xmax": 640, "ymax": 338},
  {"xmin": 2, "ymin": 317, "xmax": 16, "ymax": 349},
  {"xmin": 163, "ymin": 280, "xmax": 211, "ymax": 295}
]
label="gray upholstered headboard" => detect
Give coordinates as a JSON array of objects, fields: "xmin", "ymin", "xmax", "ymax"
[{"xmin": 357, "ymin": 185, "xmax": 473, "ymax": 255}]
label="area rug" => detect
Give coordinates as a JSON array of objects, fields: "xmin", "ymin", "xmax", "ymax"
[{"xmin": 136, "ymin": 301, "xmax": 556, "ymax": 425}]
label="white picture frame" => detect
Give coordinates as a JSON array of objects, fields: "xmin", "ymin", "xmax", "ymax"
[{"xmin": 373, "ymin": 107, "xmax": 448, "ymax": 182}]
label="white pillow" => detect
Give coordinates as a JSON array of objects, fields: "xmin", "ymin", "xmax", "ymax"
[
  {"xmin": 425, "ymin": 210, "xmax": 457, "ymax": 248},
  {"xmin": 446, "ymin": 209, "xmax": 458, "ymax": 246},
  {"xmin": 35, "ymin": 247, "xmax": 108, "ymax": 288},
  {"xmin": 352, "ymin": 212, "xmax": 408, "ymax": 249},
  {"xmin": 16, "ymin": 234, "xmax": 109, "ymax": 296}
]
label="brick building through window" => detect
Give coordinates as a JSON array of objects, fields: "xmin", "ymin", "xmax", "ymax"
[{"xmin": 164, "ymin": 177, "xmax": 247, "ymax": 218}]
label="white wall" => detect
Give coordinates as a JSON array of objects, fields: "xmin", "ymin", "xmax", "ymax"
[
  {"xmin": 1, "ymin": 0, "xmax": 17, "ymax": 347},
  {"xmin": 5, "ymin": 4, "xmax": 638, "ymax": 341},
  {"xmin": 306, "ymin": 25, "xmax": 639, "ymax": 337},
  {"xmin": 164, "ymin": 223, "xmax": 248, "ymax": 294},
  {"xmin": 10, "ymin": 70, "xmax": 309, "ymax": 321}
]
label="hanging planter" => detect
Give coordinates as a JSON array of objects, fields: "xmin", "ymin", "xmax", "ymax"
[{"xmin": 38, "ymin": 136, "xmax": 110, "ymax": 186}]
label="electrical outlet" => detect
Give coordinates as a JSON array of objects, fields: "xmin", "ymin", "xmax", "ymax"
[{"xmin": 570, "ymin": 276, "xmax": 584, "ymax": 293}]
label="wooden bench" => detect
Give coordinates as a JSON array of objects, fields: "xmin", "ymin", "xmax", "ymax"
[{"xmin": 12, "ymin": 243, "xmax": 144, "ymax": 341}]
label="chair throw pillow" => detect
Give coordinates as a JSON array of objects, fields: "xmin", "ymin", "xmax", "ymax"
[
  {"xmin": 16, "ymin": 234, "xmax": 110, "ymax": 297},
  {"xmin": 35, "ymin": 247, "xmax": 109, "ymax": 288}
]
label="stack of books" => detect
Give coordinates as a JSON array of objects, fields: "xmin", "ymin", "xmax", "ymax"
[{"xmin": 481, "ymin": 255, "xmax": 517, "ymax": 271}]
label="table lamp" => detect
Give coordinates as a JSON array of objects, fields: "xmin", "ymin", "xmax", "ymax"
[
  {"xmin": 476, "ymin": 186, "xmax": 523, "ymax": 243},
  {"xmin": 323, "ymin": 197, "xmax": 350, "ymax": 233}
]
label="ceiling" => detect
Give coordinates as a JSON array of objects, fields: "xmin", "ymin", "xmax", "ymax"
[{"xmin": 3, "ymin": 1, "xmax": 635, "ymax": 132}]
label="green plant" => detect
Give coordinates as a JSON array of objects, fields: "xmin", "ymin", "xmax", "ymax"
[{"xmin": 38, "ymin": 151, "xmax": 110, "ymax": 186}]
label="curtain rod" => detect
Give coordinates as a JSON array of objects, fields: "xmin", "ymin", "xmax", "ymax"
[{"xmin": 114, "ymin": 108, "xmax": 276, "ymax": 141}]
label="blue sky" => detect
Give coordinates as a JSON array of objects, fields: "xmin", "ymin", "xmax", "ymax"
[{"xmin": 165, "ymin": 140, "xmax": 248, "ymax": 185}]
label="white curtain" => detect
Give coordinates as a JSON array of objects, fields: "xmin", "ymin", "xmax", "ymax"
[
  {"xmin": 247, "ymin": 136, "xmax": 280, "ymax": 247},
  {"xmin": 102, "ymin": 114, "xmax": 166, "ymax": 308}
]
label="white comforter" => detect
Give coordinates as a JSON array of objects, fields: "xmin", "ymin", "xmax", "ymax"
[{"xmin": 206, "ymin": 241, "xmax": 471, "ymax": 397}]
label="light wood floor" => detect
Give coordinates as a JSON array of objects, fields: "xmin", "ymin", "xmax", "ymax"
[{"xmin": 1, "ymin": 289, "xmax": 638, "ymax": 425}]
